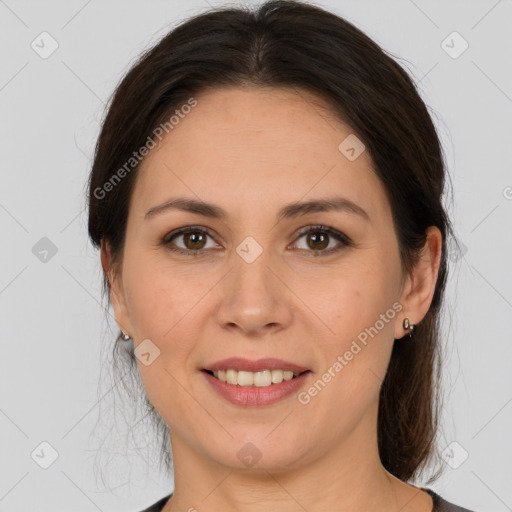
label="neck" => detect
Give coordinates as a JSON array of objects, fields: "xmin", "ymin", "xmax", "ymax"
[{"xmin": 161, "ymin": 408, "xmax": 432, "ymax": 512}]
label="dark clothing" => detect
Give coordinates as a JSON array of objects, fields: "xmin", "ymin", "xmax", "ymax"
[
  {"xmin": 423, "ymin": 488, "xmax": 476, "ymax": 511},
  {"xmin": 139, "ymin": 487, "xmax": 476, "ymax": 511},
  {"xmin": 138, "ymin": 493, "xmax": 170, "ymax": 512}
]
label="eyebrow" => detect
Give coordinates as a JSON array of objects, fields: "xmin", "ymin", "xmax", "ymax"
[{"xmin": 144, "ymin": 196, "xmax": 370, "ymax": 223}]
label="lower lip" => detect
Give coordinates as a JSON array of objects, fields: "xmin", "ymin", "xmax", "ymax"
[{"xmin": 202, "ymin": 370, "xmax": 311, "ymax": 406}]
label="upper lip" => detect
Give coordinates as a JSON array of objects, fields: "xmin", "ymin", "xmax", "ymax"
[{"xmin": 204, "ymin": 357, "xmax": 310, "ymax": 373}]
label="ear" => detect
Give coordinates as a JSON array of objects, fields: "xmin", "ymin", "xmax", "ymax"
[
  {"xmin": 395, "ymin": 226, "xmax": 443, "ymax": 339},
  {"xmin": 100, "ymin": 238, "xmax": 134, "ymax": 338}
]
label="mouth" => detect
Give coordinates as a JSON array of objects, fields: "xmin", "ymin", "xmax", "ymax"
[
  {"xmin": 202, "ymin": 368, "xmax": 310, "ymax": 387},
  {"xmin": 201, "ymin": 365, "xmax": 312, "ymax": 406}
]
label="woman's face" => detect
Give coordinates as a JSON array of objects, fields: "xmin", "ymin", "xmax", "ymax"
[{"xmin": 106, "ymin": 86, "xmax": 438, "ymax": 472}]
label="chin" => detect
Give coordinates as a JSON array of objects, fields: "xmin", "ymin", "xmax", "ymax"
[{"xmin": 205, "ymin": 432, "xmax": 310, "ymax": 473}]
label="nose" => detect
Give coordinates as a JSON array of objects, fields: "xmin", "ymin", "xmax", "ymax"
[{"xmin": 215, "ymin": 247, "xmax": 294, "ymax": 337}]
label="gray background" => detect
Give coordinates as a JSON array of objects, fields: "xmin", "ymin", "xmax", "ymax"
[{"xmin": 1, "ymin": 0, "xmax": 511, "ymax": 511}]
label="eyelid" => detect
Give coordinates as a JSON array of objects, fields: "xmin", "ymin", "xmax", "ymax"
[
  {"xmin": 162, "ymin": 225, "xmax": 217, "ymax": 244},
  {"xmin": 292, "ymin": 224, "xmax": 349, "ymax": 240}
]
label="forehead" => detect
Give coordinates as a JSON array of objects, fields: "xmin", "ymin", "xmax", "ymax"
[{"xmin": 131, "ymin": 86, "xmax": 387, "ymax": 221}]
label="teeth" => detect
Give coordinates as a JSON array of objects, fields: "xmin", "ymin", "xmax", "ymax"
[{"xmin": 211, "ymin": 369, "xmax": 300, "ymax": 387}]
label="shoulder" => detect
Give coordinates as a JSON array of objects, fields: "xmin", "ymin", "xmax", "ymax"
[
  {"xmin": 138, "ymin": 494, "xmax": 172, "ymax": 512},
  {"xmin": 423, "ymin": 488, "xmax": 477, "ymax": 512}
]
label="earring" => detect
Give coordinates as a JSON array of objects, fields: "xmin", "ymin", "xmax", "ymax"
[
  {"xmin": 403, "ymin": 318, "xmax": 416, "ymax": 338},
  {"xmin": 121, "ymin": 330, "xmax": 131, "ymax": 341}
]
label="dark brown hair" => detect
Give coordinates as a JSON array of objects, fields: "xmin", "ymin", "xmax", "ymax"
[{"xmin": 88, "ymin": 0, "xmax": 453, "ymax": 484}]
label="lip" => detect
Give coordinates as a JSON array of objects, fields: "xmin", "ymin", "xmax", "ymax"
[
  {"xmin": 202, "ymin": 369, "xmax": 312, "ymax": 406},
  {"xmin": 203, "ymin": 357, "xmax": 310, "ymax": 373}
]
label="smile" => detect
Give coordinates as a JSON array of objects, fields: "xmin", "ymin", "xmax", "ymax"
[{"xmin": 205, "ymin": 368, "xmax": 304, "ymax": 387}]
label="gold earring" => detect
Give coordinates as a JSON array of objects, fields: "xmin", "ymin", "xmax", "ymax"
[{"xmin": 402, "ymin": 318, "xmax": 416, "ymax": 338}]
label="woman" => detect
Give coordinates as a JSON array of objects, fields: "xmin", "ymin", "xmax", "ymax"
[{"xmin": 87, "ymin": 1, "xmax": 477, "ymax": 510}]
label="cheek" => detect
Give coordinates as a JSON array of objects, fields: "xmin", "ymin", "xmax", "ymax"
[
  {"xmin": 294, "ymin": 257, "xmax": 399, "ymax": 342},
  {"xmin": 297, "ymin": 256, "xmax": 400, "ymax": 397},
  {"xmin": 122, "ymin": 247, "xmax": 206, "ymax": 338},
  {"xmin": 121, "ymin": 250, "xmax": 221, "ymax": 384},
  {"xmin": 295, "ymin": 279, "xmax": 398, "ymax": 446},
  {"xmin": 121, "ymin": 252, "xmax": 205, "ymax": 422}
]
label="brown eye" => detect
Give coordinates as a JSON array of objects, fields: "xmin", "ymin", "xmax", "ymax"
[
  {"xmin": 305, "ymin": 231, "xmax": 329, "ymax": 250},
  {"xmin": 183, "ymin": 232, "xmax": 207, "ymax": 250},
  {"xmin": 292, "ymin": 225, "xmax": 351, "ymax": 255},
  {"xmin": 163, "ymin": 227, "xmax": 219, "ymax": 255}
]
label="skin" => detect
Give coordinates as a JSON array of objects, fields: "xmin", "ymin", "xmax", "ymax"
[{"xmin": 102, "ymin": 86, "xmax": 442, "ymax": 512}]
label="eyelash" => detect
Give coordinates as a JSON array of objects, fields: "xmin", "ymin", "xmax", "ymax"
[{"xmin": 161, "ymin": 224, "xmax": 352, "ymax": 257}]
